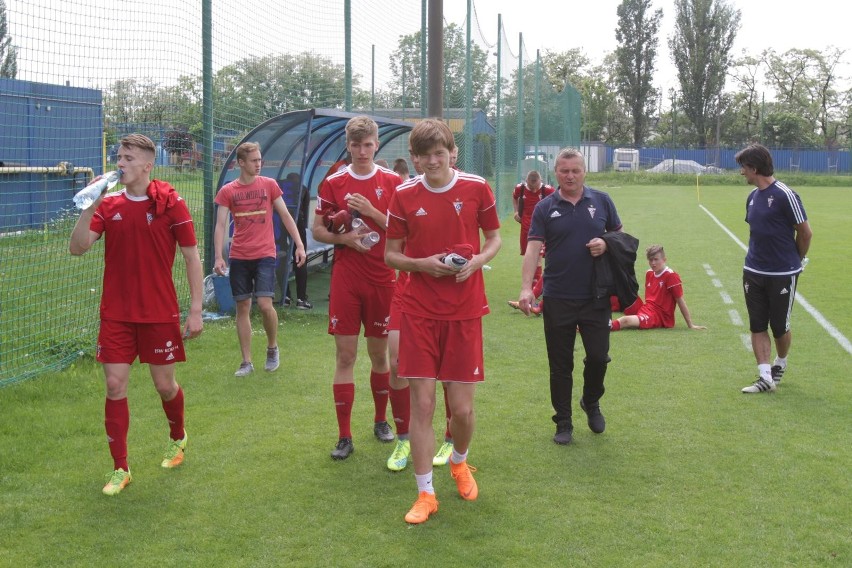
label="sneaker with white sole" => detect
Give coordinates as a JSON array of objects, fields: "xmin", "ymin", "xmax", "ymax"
[
  {"xmin": 265, "ymin": 347, "xmax": 280, "ymax": 372},
  {"xmin": 234, "ymin": 361, "xmax": 254, "ymax": 377},
  {"xmin": 742, "ymin": 377, "xmax": 777, "ymax": 394}
]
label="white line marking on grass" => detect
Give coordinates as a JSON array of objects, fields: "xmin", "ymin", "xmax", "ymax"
[
  {"xmin": 720, "ymin": 291, "xmax": 733, "ymax": 304},
  {"xmin": 703, "ymin": 263, "xmax": 716, "ymax": 276},
  {"xmin": 712, "ymin": 278, "xmax": 723, "ymax": 288},
  {"xmin": 700, "ymin": 204, "xmax": 852, "ymax": 356},
  {"xmin": 729, "ymin": 310, "xmax": 743, "ymax": 326},
  {"xmin": 741, "ymin": 333, "xmax": 752, "ymax": 351}
]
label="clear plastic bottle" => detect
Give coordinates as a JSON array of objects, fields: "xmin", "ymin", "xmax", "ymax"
[
  {"xmin": 350, "ymin": 216, "xmax": 370, "ymax": 235},
  {"xmin": 73, "ymin": 170, "xmax": 122, "ymax": 210},
  {"xmin": 360, "ymin": 231, "xmax": 380, "ymax": 249}
]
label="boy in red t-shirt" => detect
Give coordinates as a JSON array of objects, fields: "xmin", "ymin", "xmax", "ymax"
[
  {"xmin": 386, "ymin": 118, "xmax": 501, "ymax": 524},
  {"xmin": 508, "ymin": 170, "xmax": 554, "ymax": 313},
  {"xmin": 610, "ymin": 245, "xmax": 706, "ymax": 331},
  {"xmin": 312, "ymin": 116, "xmax": 403, "ymax": 461},
  {"xmin": 213, "ymin": 142, "xmax": 306, "ymax": 376},
  {"xmin": 69, "ymin": 134, "xmax": 204, "ymax": 496}
]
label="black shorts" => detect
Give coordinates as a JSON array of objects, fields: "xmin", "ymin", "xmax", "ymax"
[{"xmin": 743, "ymin": 271, "xmax": 799, "ymax": 337}]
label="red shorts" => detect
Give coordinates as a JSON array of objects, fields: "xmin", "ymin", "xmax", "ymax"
[
  {"xmin": 387, "ymin": 291, "xmax": 403, "ymax": 332},
  {"xmin": 97, "ymin": 320, "xmax": 186, "ymax": 365},
  {"xmin": 398, "ymin": 314, "xmax": 484, "ymax": 383},
  {"xmin": 635, "ymin": 305, "xmax": 664, "ymax": 330},
  {"xmin": 328, "ymin": 268, "xmax": 393, "ymax": 337}
]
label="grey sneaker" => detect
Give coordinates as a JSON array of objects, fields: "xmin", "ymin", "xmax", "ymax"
[
  {"xmin": 296, "ymin": 298, "xmax": 313, "ymax": 310},
  {"xmin": 234, "ymin": 362, "xmax": 254, "ymax": 377},
  {"xmin": 553, "ymin": 421, "xmax": 573, "ymax": 445},
  {"xmin": 331, "ymin": 437, "xmax": 354, "ymax": 460},
  {"xmin": 580, "ymin": 397, "xmax": 606, "ymax": 434},
  {"xmin": 771, "ymin": 365, "xmax": 785, "ymax": 384},
  {"xmin": 742, "ymin": 377, "xmax": 776, "ymax": 394},
  {"xmin": 265, "ymin": 346, "xmax": 280, "ymax": 372},
  {"xmin": 373, "ymin": 421, "xmax": 394, "ymax": 443}
]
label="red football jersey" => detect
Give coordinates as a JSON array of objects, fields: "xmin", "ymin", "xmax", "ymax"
[
  {"xmin": 316, "ymin": 164, "xmax": 400, "ymax": 285},
  {"xmin": 90, "ymin": 187, "xmax": 197, "ymax": 323},
  {"xmin": 387, "ymin": 170, "xmax": 501, "ymax": 320},
  {"xmin": 643, "ymin": 267, "xmax": 684, "ymax": 329}
]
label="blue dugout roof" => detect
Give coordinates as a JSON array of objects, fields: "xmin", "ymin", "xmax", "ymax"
[{"xmin": 216, "ymin": 108, "xmax": 414, "ymax": 200}]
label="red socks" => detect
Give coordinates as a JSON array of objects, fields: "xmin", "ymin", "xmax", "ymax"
[
  {"xmin": 370, "ymin": 371, "xmax": 390, "ymax": 423},
  {"xmin": 161, "ymin": 386, "xmax": 185, "ymax": 441},
  {"xmin": 104, "ymin": 397, "xmax": 130, "ymax": 471},
  {"xmin": 333, "ymin": 383, "xmax": 355, "ymax": 439},
  {"xmin": 389, "ymin": 385, "xmax": 411, "ymax": 436}
]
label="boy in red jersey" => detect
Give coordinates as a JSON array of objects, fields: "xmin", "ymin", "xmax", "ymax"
[
  {"xmin": 69, "ymin": 134, "xmax": 204, "ymax": 496},
  {"xmin": 312, "ymin": 116, "xmax": 403, "ymax": 460},
  {"xmin": 610, "ymin": 245, "xmax": 705, "ymax": 331},
  {"xmin": 508, "ymin": 170, "xmax": 554, "ymax": 312},
  {"xmin": 386, "ymin": 118, "xmax": 501, "ymax": 524},
  {"xmin": 213, "ymin": 142, "xmax": 306, "ymax": 376}
]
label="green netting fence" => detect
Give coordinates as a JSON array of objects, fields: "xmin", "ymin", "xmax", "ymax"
[{"xmin": 0, "ymin": 0, "xmax": 581, "ymax": 386}]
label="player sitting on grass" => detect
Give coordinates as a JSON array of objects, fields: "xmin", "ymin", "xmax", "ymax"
[{"xmin": 610, "ymin": 244, "xmax": 705, "ymax": 332}]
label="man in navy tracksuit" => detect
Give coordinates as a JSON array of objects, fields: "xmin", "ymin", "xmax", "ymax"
[
  {"xmin": 736, "ymin": 144, "xmax": 812, "ymax": 394},
  {"xmin": 518, "ymin": 148, "xmax": 622, "ymax": 445}
]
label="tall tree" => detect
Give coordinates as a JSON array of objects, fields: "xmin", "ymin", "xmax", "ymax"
[
  {"xmin": 669, "ymin": 0, "xmax": 740, "ymax": 145},
  {"xmin": 727, "ymin": 51, "xmax": 763, "ymax": 144},
  {"xmin": 614, "ymin": 0, "xmax": 663, "ymax": 145},
  {"xmin": 763, "ymin": 47, "xmax": 847, "ymax": 146},
  {"xmin": 0, "ymin": 0, "xmax": 17, "ymax": 78},
  {"xmin": 390, "ymin": 23, "xmax": 494, "ymax": 112}
]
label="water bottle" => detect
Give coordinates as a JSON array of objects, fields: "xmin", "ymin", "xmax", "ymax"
[
  {"xmin": 351, "ymin": 217, "xmax": 370, "ymax": 235},
  {"xmin": 73, "ymin": 170, "xmax": 122, "ymax": 209},
  {"xmin": 360, "ymin": 231, "xmax": 380, "ymax": 249}
]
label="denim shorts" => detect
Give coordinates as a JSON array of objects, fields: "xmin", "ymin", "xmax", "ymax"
[{"xmin": 229, "ymin": 257, "xmax": 277, "ymax": 301}]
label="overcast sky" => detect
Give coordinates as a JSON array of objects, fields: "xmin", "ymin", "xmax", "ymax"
[{"xmin": 445, "ymin": 0, "xmax": 852, "ymax": 97}]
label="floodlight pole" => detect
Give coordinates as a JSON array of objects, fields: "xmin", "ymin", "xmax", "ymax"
[{"xmin": 427, "ymin": 0, "xmax": 443, "ymax": 118}]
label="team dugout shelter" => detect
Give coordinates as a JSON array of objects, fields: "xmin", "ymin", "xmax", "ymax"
[{"xmin": 213, "ymin": 108, "xmax": 414, "ymax": 305}]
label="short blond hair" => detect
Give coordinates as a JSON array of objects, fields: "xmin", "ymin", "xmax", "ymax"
[
  {"xmin": 345, "ymin": 115, "xmax": 379, "ymax": 144},
  {"xmin": 645, "ymin": 244, "xmax": 665, "ymax": 259},
  {"xmin": 120, "ymin": 134, "xmax": 156, "ymax": 157},
  {"xmin": 236, "ymin": 142, "xmax": 261, "ymax": 162}
]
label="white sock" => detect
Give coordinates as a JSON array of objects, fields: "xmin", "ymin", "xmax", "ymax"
[
  {"xmin": 450, "ymin": 448, "xmax": 468, "ymax": 465},
  {"xmin": 773, "ymin": 356, "xmax": 787, "ymax": 369},
  {"xmin": 758, "ymin": 363, "xmax": 772, "ymax": 381},
  {"xmin": 415, "ymin": 471, "xmax": 434, "ymax": 494}
]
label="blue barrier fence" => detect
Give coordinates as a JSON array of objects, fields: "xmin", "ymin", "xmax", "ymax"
[{"xmin": 604, "ymin": 146, "xmax": 850, "ymax": 174}]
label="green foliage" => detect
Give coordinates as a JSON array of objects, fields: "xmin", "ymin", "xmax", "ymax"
[
  {"xmin": 391, "ymin": 23, "xmax": 495, "ymax": 113},
  {"xmin": 669, "ymin": 0, "xmax": 741, "ymax": 145},
  {"xmin": 614, "ymin": 0, "xmax": 663, "ymax": 145},
  {"xmin": 0, "ymin": 0, "xmax": 16, "ymax": 78},
  {"xmin": 1, "ymin": 186, "xmax": 849, "ymax": 566}
]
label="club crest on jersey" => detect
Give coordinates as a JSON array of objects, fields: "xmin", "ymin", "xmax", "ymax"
[
  {"xmin": 767, "ymin": 196, "xmax": 774, "ymax": 208},
  {"xmin": 147, "ymin": 212, "xmax": 154, "ymax": 225},
  {"xmin": 453, "ymin": 199, "xmax": 463, "ymax": 216},
  {"xmin": 587, "ymin": 205, "xmax": 596, "ymax": 218},
  {"xmin": 375, "ymin": 188, "xmax": 384, "ymax": 199}
]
